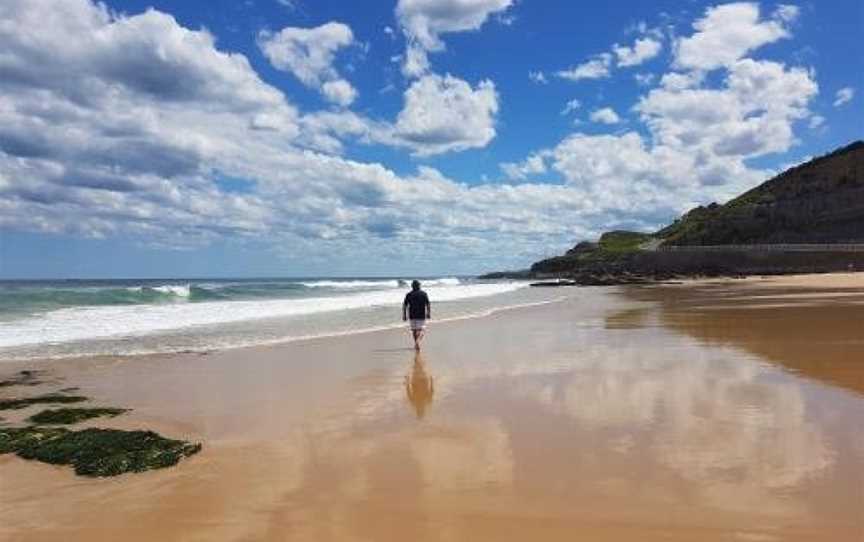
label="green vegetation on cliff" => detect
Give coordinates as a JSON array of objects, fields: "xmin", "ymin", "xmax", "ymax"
[
  {"xmin": 531, "ymin": 231, "xmax": 653, "ymax": 274},
  {"xmin": 597, "ymin": 231, "xmax": 654, "ymax": 253},
  {"xmin": 659, "ymin": 140, "xmax": 863, "ymax": 245}
]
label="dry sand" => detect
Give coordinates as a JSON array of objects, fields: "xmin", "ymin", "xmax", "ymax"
[{"xmin": 1, "ymin": 273, "xmax": 863, "ymax": 541}]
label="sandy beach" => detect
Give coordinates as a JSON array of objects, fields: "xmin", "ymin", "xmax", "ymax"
[{"xmin": 1, "ymin": 274, "xmax": 863, "ymax": 541}]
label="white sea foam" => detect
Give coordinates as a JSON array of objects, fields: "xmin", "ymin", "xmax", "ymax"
[
  {"xmin": 301, "ymin": 279, "xmax": 401, "ymax": 289},
  {"xmin": 168, "ymin": 296, "xmax": 567, "ymax": 354},
  {"xmin": 421, "ymin": 277, "xmax": 460, "ymax": 286},
  {"xmin": 151, "ymin": 284, "xmax": 191, "ymax": 297},
  {"xmin": 124, "ymin": 284, "xmax": 191, "ymax": 297},
  {"xmin": 0, "ymin": 293, "xmax": 565, "ymax": 361},
  {"xmin": 301, "ymin": 277, "xmax": 460, "ymax": 289},
  {"xmin": 0, "ymin": 281, "xmax": 525, "ymax": 349}
]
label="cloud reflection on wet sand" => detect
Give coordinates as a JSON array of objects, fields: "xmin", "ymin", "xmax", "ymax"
[{"xmin": 2, "ymin": 281, "xmax": 862, "ymax": 541}]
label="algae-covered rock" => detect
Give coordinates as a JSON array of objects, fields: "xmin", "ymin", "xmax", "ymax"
[
  {"xmin": 0, "ymin": 393, "xmax": 88, "ymax": 410},
  {"xmin": 20, "ymin": 428, "xmax": 202, "ymax": 476},
  {"xmin": 28, "ymin": 407, "xmax": 129, "ymax": 425},
  {"xmin": 0, "ymin": 427, "xmax": 201, "ymax": 477},
  {"xmin": 0, "ymin": 426, "xmax": 68, "ymax": 454}
]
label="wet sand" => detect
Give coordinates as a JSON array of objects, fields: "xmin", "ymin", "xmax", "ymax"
[{"xmin": 1, "ymin": 274, "xmax": 863, "ymax": 541}]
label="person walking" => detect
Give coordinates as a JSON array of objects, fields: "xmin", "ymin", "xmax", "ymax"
[{"xmin": 402, "ymin": 280, "xmax": 431, "ymax": 350}]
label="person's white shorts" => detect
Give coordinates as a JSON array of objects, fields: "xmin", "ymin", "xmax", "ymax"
[{"xmin": 409, "ymin": 319, "xmax": 426, "ymax": 331}]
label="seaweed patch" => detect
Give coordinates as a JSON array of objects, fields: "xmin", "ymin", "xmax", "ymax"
[
  {"xmin": 28, "ymin": 407, "xmax": 129, "ymax": 425},
  {"xmin": 0, "ymin": 426, "xmax": 68, "ymax": 454},
  {"xmin": 0, "ymin": 426, "xmax": 201, "ymax": 477}
]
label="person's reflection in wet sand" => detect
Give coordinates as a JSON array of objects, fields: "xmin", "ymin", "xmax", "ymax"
[{"xmin": 405, "ymin": 351, "xmax": 434, "ymax": 419}]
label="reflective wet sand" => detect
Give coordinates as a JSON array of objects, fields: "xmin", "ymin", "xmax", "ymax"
[{"xmin": 1, "ymin": 275, "xmax": 863, "ymax": 541}]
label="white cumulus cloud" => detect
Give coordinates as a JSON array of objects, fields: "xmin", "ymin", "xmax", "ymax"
[
  {"xmin": 554, "ymin": 25, "xmax": 663, "ymax": 83},
  {"xmin": 258, "ymin": 22, "xmax": 358, "ymax": 106},
  {"xmin": 614, "ymin": 37, "xmax": 663, "ymax": 67},
  {"xmin": 590, "ymin": 108, "xmax": 622, "ymax": 124},
  {"xmin": 674, "ymin": 2, "xmax": 792, "ymax": 71},
  {"xmin": 638, "ymin": 58, "xmax": 817, "ymax": 158},
  {"xmin": 321, "ymin": 80, "xmax": 358, "ymax": 108},
  {"xmin": 833, "ymin": 87, "xmax": 854, "ymax": 107},
  {"xmin": 500, "ymin": 154, "xmax": 548, "ymax": 180},
  {"xmin": 396, "ymin": 0, "xmax": 513, "ymax": 77},
  {"xmin": 0, "ymin": 0, "xmax": 831, "ymax": 273},
  {"xmin": 501, "ymin": 2, "xmax": 819, "ymax": 233},
  {"xmin": 556, "ymin": 53, "xmax": 612, "ymax": 81},
  {"xmin": 392, "ymin": 73, "xmax": 499, "ymax": 155}
]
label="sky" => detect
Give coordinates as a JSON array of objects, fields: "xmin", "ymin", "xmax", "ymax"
[{"xmin": 0, "ymin": 0, "xmax": 861, "ymax": 278}]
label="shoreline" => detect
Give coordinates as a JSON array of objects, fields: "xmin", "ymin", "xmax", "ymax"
[
  {"xmin": 0, "ymin": 291, "xmax": 568, "ymax": 366},
  {"xmin": 5, "ymin": 270, "xmax": 862, "ymax": 365},
  {"xmin": 1, "ymin": 273, "xmax": 862, "ymax": 541}
]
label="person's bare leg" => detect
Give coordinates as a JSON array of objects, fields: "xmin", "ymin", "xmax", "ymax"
[
  {"xmin": 412, "ymin": 329, "xmax": 420, "ymax": 350},
  {"xmin": 416, "ymin": 328, "xmax": 425, "ymax": 349}
]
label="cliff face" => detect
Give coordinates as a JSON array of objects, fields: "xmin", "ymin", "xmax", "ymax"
[{"xmin": 659, "ymin": 141, "xmax": 864, "ymax": 245}]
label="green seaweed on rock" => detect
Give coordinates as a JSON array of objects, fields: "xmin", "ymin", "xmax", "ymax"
[
  {"xmin": 0, "ymin": 426, "xmax": 201, "ymax": 477},
  {"xmin": 0, "ymin": 426, "xmax": 68, "ymax": 454},
  {"xmin": 28, "ymin": 407, "xmax": 129, "ymax": 425}
]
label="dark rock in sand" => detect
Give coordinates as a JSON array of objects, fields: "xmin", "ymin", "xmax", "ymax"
[
  {"xmin": 0, "ymin": 426, "xmax": 202, "ymax": 477},
  {"xmin": 0, "ymin": 426, "xmax": 68, "ymax": 454},
  {"xmin": 28, "ymin": 407, "xmax": 129, "ymax": 425}
]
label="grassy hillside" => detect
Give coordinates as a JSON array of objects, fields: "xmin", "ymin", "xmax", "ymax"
[
  {"xmin": 657, "ymin": 141, "xmax": 864, "ymax": 245},
  {"xmin": 529, "ymin": 231, "xmax": 652, "ymax": 273},
  {"xmin": 598, "ymin": 231, "xmax": 654, "ymax": 252}
]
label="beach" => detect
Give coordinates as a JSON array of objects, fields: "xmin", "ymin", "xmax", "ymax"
[{"xmin": 1, "ymin": 274, "xmax": 863, "ymax": 541}]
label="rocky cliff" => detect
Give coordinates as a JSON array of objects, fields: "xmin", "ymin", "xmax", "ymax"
[{"xmin": 659, "ymin": 141, "xmax": 864, "ymax": 245}]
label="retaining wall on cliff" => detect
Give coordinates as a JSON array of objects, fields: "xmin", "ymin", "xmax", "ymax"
[
  {"xmin": 531, "ymin": 249, "xmax": 864, "ymax": 277},
  {"xmin": 659, "ymin": 243, "xmax": 864, "ymax": 252},
  {"xmin": 627, "ymin": 250, "xmax": 864, "ymax": 275}
]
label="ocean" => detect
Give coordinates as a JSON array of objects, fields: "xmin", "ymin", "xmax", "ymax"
[{"xmin": 0, "ymin": 277, "xmax": 553, "ymax": 361}]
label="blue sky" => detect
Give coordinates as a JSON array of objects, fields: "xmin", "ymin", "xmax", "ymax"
[{"xmin": 0, "ymin": 0, "xmax": 861, "ymax": 278}]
